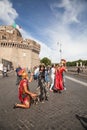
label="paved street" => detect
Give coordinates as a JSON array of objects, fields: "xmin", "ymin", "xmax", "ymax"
[{"xmin": 0, "ymin": 72, "xmax": 87, "ymax": 130}]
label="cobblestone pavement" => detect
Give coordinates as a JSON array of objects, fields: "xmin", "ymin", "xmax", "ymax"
[{"xmin": 0, "ymin": 72, "xmax": 87, "ymax": 130}]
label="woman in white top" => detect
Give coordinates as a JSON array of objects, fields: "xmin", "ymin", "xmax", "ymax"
[{"xmin": 50, "ymin": 65, "xmax": 55, "ymax": 91}]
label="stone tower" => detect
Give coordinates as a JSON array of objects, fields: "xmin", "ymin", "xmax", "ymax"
[{"xmin": 0, "ymin": 25, "xmax": 40, "ymax": 69}]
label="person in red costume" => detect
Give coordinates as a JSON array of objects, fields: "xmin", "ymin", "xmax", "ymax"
[
  {"xmin": 54, "ymin": 64, "xmax": 67, "ymax": 93},
  {"xmin": 13, "ymin": 70, "xmax": 37, "ymax": 109}
]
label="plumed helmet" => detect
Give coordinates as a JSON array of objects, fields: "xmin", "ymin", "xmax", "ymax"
[{"xmin": 18, "ymin": 68, "xmax": 25, "ymax": 76}]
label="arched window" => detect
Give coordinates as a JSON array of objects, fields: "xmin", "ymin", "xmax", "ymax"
[
  {"xmin": 3, "ymin": 43, "xmax": 5, "ymax": 46},
  {"xmin": 13, "ymin": 43, "xmax": 14, "ymax": 47},
  {"xmin": 2, "ymin": 35, "xmax": 6, "ymax": 40}
]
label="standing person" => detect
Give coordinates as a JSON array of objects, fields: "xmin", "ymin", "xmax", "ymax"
[
  {"xmin": 77, "ymin": 66, "xmax": 80, "ymax": 74},
  {"xmin": 16, "ymin": 65, "xmax": 22, "ymax": 85},
  {"xmin": 13, "ymin": 70, "xmax": 37, "ymax": 109},
  {"xmin": 45, "ymin": 67, "xmax": 50, "ymax": 88},
  {"xmin": 54, "ymin": 64, "xmax": 66, "ymax": 93},
  {"xmin": 33, "ymin": 66, "xmax": 39, "ymax": 81},
  {"xmin": 3, "ymin": 65, "xmax": 8, "ymax": 77},
  {"xmin": 50, "ymin": 64, "xmax": 55, "ymax": 91},
  {"xmin": 38, "ymin": 64, "xmax": 48, "ymax": 102},
  {"xmin": 45, "ymin": 67, "xmax": 50, "ymax": 97},
  {"xmin": 0, "ymin": 63, "xmax": 3, "ymax": 77},
  {"xmin": 61, "ymin": 63, "xmax": 67, "ymax": 90}
]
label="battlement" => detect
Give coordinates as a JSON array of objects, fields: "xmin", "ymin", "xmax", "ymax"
[
  {"xmin": 0, "ymin": 25, "xmax": 40, "ymax": 53},
  {"xmin": 0, "ymin": 25, "xmax": 41, "ymax": 68}
]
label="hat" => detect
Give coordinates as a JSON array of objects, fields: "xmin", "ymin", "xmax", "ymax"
[{"xmin": 61, "ymin": 59, "xmax": 66, "ymax": 64}]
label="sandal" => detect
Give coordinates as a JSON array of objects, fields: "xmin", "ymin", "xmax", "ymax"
[{"xmin": 13, "ymin": 103, "xmax": 17, "ymax": 109}]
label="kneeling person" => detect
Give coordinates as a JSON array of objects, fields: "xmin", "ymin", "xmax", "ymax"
[{"xmin": 14, "ymin": 70, "xmax": 37, "ymax": 109}]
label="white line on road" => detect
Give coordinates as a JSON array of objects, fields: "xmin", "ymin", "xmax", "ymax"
[{"xmin": 65, "ymin": 76, "xmax": 87, "ymax": 87}]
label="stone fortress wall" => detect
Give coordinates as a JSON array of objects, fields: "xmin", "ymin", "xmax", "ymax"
[{"xmin": 0, "ymin": 25, "xmax": 40, "ymax": 69}]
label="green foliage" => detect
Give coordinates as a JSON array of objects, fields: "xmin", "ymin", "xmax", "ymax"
[
  {"xmin": 40, "ymin": 57, "xmax": 51, "ymax": 66},
  {"xmin": 66, "ymin": 59, "xmax": 87, "ymax": 66}
]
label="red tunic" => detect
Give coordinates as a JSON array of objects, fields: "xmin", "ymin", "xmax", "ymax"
[
  {"xmin": 54, "ymin": 67, "xmax": 66, "ymax": 90},
  {"xmin": 19, "ymin": 79, "xmax": 29, "ymax": 103}
]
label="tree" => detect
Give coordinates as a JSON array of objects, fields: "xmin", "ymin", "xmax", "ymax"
[
  {"xmin": 66, "ymin": 59, "xmax": 87, "ymax": 66},
  {"xmin": 40, "ymin": 57, "xmax": 51, "ymax": 66}
]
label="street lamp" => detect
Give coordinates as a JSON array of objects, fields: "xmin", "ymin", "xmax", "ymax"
[{"xmin": 57, "ymin": 42, "xmax": 62, "ymax": 62}]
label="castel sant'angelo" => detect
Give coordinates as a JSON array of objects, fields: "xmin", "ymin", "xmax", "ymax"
[{"xmin": 0, "ymin": 25, "xmax": 40, "ymax": 69}]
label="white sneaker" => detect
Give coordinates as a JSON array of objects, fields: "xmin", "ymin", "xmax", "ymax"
[
  {"xmin": 64, "ymin": 87, "xmax": 66, "ymax": 90},
  {"xmin": 50, "ymin": 89, "xmax": 53, "ymax": 92}
]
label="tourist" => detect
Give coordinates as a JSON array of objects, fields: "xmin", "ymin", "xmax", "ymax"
[
  {"xmin": 38, "ymin": 64, "xmax": 48, "ymax": 102},
  {"xmin": 60, "ymin": 63, "xmax": 67, "ymax": 90},
  {"xmin": 3, "ymin": 65, "xmax": 8, "ymax": 77},
  {"xmin": 0, "ymin": 63, "xmax": 3, "ymax": 77},
  {"xmin": 50, "ymin": 64, "xmax": 55, "ymax": 91},
  {"xmin": 45, "ymin": 67, "xmax": 50, "ymax": 97},
  {"xmin": 33, "ymin": 66, "xmax": 39, "ymax": 81},
  {"xmin": 45, "ymin": 67, "xmax": 50, "ymax": 88},
  {"xmin": 77, "ymin": 66, "xmax": 80, "ymax": 74},
  {"xmin": 15, "ymin": 65, "xmax": 22, "ymax": 85}
]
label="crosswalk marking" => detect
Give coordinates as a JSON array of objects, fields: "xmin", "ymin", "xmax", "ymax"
[{"xmin": 65, "ymin": 76, "xmax": 87, "ymax": 87}]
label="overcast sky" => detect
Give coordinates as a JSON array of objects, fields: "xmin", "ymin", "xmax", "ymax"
[{"xmin": 0, "ymin": 0, "xmax": 87, "ymax": 63}]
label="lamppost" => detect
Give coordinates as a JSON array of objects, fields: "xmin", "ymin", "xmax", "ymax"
[{"xmin": 57, "ymin": 42, "xmax": 62, "ymax": 63}]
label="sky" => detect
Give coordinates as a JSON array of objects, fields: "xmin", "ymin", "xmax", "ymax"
[{"xmin": 0, "ymin": 0, "xmax": 87, "ymax": 63}]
